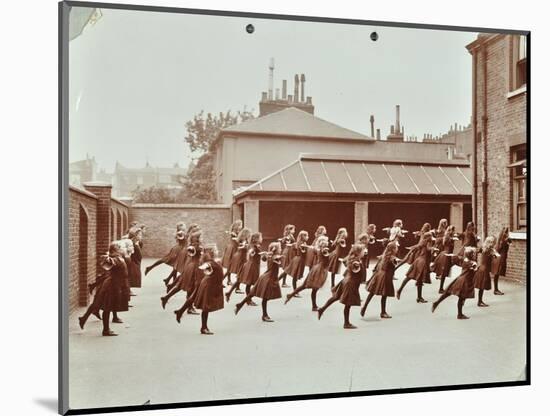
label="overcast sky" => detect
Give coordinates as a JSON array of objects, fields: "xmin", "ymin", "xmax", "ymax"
[{"xmin": 68, "ymin": 7, "xmax": 477, "ymax": 172}]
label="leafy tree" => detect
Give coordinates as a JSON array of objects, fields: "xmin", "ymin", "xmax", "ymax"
[
  {"xmin": 182, "ymin": 108, "xmax": 255, "ymax": 201},
  {"xmin": 132, "ymin": 186, "xmax": 178, "ymax": 203}
]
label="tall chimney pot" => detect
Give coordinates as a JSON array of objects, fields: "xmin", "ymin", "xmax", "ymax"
[
  {"xmin": 282, "ymin": 80, "xmax": 287, "ymax": 99},
  {"xmin": 300, "ymin": 74, "xmax": 306, "ymax": 102},
  {"xmin": 294, "ymin": 74, "xmax": 299, "ymax": 103},
  {"xmin": 369, "ymin": 115, "xmax": 375, "ymax": 137}
]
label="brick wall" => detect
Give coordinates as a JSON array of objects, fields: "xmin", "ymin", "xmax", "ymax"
[
  {"xmin": 68, "ymin": 184, "xmax": 130, "ymax": 314},
  {"xmin": 111, "ymin": 198, "xmax": 129, "ymax": 239},
  {"xmin": 469, "ymin": 34, "xmax": 527, "ymax": 282},
  {"xmin": 68, "ymin": 186, "xmax": 97, "ymax": 312},
  {"xmin": 129, "ymin": 204, "xmax": 232, "ymax": 258}
]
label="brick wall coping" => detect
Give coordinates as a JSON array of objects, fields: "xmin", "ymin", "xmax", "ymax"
[
  {"xmin": 509, "ymin": 232, "xmax": 527, "ymax": 240},
  {"xmin": 132, "ymin": 203, "xmax": 231, "ymax": 209},
  {"xmin": 110, "ymin": 197, "xmax": 129, "ymax": 208},
  {"xmin": 82, "ymin": 181, "xmax": 113, "ymax": 188},
  {"xmin": 69, "ymin": 185, "xmax": 98, "ymax": 200}
]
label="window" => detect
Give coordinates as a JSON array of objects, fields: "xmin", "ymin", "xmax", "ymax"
[
  {"xmin": 137, "ymin": 176, "xmax": 144, "ymax": 185},
  {"xmin": 510, "ymin": 145, "xmax": 527, "ymax": 231},
  {"xmin": 159, "ymin": 174, "xmax": 171, "ymax": 184},
  {"xmin": 510, "ymin": 35, "xmax": 527, "ymax": 92}
]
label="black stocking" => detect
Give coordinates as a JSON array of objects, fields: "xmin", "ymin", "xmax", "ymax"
[
  {"xmin": 292, "ymin": 277, "xmax": 298, "ymax": 290},
  {"xmin": 262, "ymin": 298, "xmax": 268, "ymax": 318},
  {"xmin": 102, "ymin": 309, "xmax": 111, "ymax": 333},
  {"xmin": 245, "ymin": 284, "xmax": 251, "ymax": 296},
  {"xmin": 494, "ymin": 275, "xmax": 500, "ymax": 292},
  {"xmin": 148, "ymin": 259, "xmax": 164, "ymax": 270},
  {"xmin": 320, "ymin": 295, "xmax": 339, "ymax": 313},
  {"xmin": 439, "ymin": 276, "xmax": 446, "ymax": 292},
  {"xmin": 458, "ymin": 297, "xmax": 465, "ymax": 316},
  {"xmin": 278, "ymin": 272, "xmax": 287, "ymax": 285},
  {"xmin": 331, "ymin": 272, "xmax": 336, "ymax": 288},
  {"xmin": 416, "ymin": 284, "xmax": 423, "ymax": 301},
  {"xmin": 287, "ymin": 283, "xmax": 306, "ymax": 299},
  {"xmin": 478, "ymin": 289, "xmax": 484, "ymax": 305},
  {"xmin": 398, "ymin": 277, "xmax": 411, "ymax": 294},
  {"xmin": 344, "ymin": 305, "xmax": 351, "ymax": 325},
  {"xmin": 311, "ymin": 289, "xmax": 318, "ymax": 309},
  {"xmin": 201, "ymin": 311, "xmax": 208, "ymax": 330},
  {"xmin": 381, "ymin": 296, "xmax": 387, "ymax": 315}
]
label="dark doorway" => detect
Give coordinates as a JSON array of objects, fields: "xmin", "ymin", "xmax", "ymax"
[
  {"xmin": 259, "ymin": 201, "xmax": 355, "ymax": 247},
  {"xmin": 463, "ymin": 203, "xmax": 473, "ymax": 231},
  {"xmin": 369, "ymin": 202, "xmax": 451, "ymax": 258},
  {"xmin": 78, "ymin": 205, "xmax": 89, "ymax": 307}
]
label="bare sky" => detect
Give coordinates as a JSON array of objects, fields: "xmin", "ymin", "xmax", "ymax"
[{"xmin": 69, "ymin": 7, "xmax": 476, "ymax": 172}]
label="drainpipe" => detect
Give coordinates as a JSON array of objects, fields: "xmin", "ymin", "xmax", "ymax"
[
  {"xmin": 472, "ymin": 49, "xmax": 478, "ymax": 235},
  {"xmin": 481, "ymin": 44, "xmax": 489, "ymax": 239}
]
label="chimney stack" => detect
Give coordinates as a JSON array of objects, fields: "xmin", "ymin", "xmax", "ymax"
[
  {"xmin": 268, "ymin": 58, "xmax": 275, "ymax": 100},
  {"xmin": 294, "ymin": 74, "xmax": 299, "ymax": 103},
  {"xmin": 287, "ymin": 94, "xmax": 293, "ymax": 103},
  {"xmin": 376, "ymin": 129, "xmax": 381, "ymax": 140},
  {"xmin": 369, "ymin": 115, "xmax": 375, "ymax": 137},
  {"xmin": 306, "ymin": 96, "xmax": 312, "ymax": 105},
  {"xmin": 395, "ymin": 105, "xmax": 401, "ymax": 134},
  {"xmin": 300, "ymin": 74, "xmax": 306, "ymax": 102},
  {"xmin": 275, "ymin": 88, "xmax": 280, "ymax": 100},
  {"xmin": 282, "ymin": 80, "xmax": 287, "ymax": 100},
  {"xmin": 261, "ymin": 91, "xmax": 268, "ymax": 101}
]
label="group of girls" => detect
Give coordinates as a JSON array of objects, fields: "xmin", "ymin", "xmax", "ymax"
[
  {"xmin": 78, "ymin": 223, "xmax": 145, "ymax": 336},
  {"xmin": 80, "ymin": 216, "xmax": 513, "ymax": 336}
]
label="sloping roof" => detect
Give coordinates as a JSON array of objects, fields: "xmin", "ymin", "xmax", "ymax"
[
  {"xmin": 221, "ymin": 107, "xmax": 373, "ymax": 141},
  {"xmin": 235, "ymin": 154, "xmax": 472, "ymax": 198}
]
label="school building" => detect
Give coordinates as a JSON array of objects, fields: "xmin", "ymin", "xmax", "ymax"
[{"xmin": 467, "ymin": 33, "xmax": 527, "ymax": 282}]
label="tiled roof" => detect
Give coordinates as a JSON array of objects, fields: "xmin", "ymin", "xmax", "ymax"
[
  {"xmin": 235, "ymin": 154, "xmax": 472, "ymax": 197},
  {"xmin": 221, "ymin": 107, "xmax": 372, "ymax": 141}
]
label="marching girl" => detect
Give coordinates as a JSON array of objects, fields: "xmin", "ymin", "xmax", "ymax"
[
  {"xmin": 235, "ymin": 242, "xmax": 283, "ymax": 322},
  {"xmin": 432, "ymin": 246, "xmax": 479, "ymax": 319},
  {"xmin": 474, "ymin": 236, "xmax": 500, "ymax": 307},
  {"xmin": 127, "ymin": 227, "xmax": 143, "ymax": 290},
  {"xmin": 317, "ymin": 244, "xmax": 366, "ymax": 329},
  {"xmin": 305, "ymin": 225, "xmax": 327, "ymax": 273},
  {"xmin": 383, "ymin": 219, "xmax": 408, "ymax": 243},
  {"xmin": 79, "ymin": 242, "xmax": 129, "ymax": 336},
  {"xmin": 284, "ymin": 236, "xmax": 330, "ymax": 311},
  {"xmin": 394, "ymin": 222, "xmax": 432, "ymax": 276},
  {"xmin": 144, "ymin": 222, "xmax": 186, "ymax": 285},
  {"xmin": 457, "ymin": 221, "xmax": 479, "ymax": 259},
  {"xmin": 432, "ymin": 225, "xmax": 458, "ymax": 293},
  {"xmin": 174, "ymin": 246, "xmax": 224, "ymax": 335},
  {"xmin": 161, "ymin": 230, "xmax": 203, "ymax": 313},
  {"xmin": 396, "ymin": 232, "xmax": 437, "ymax": 303},
  {"xmin": 362, "ymin": 224, "xmax": 378, "ymax": 276},
  {"xmin": 167, "ymin": 224, "xmax": 199, "ymax": 291},
  {"xmin": 492, "ymin": 227, "xmax": 511, "ymax": 296},
  {"xmin": 360, "ymin": 240, "xmax": 400, "ymax": 319},
  {"xmin": 225, "ymin": 232, "xmax": 263, "ymax": 303},
  {"xmin": 224, "ymin": 227, "xmax": 251, "ymax": 296},
  {"xmin": 327, "ymin": 227, "xmax": 348, "ymax": 288},
  {"xmin": 278, "ymin": 230, "xmax": 310, "ymax": 293},
  {"xmin": 278, "ymin": 224, "xmax": 296, "ymax": 288},
  {"xmin": 79, "ymin": 263, "xmax": 111, "ymax": 329},
  {"xmin": 221, "ymin": 220, "xmax": 243, "ymax": 285},
  {"xmin": 434, "ymin": 219, "xmax": 448, "ymax": 252}
]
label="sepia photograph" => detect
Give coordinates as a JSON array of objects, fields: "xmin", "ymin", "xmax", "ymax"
[{"xmin": 60, "ymin": 2, "xmax": 528, "ymax": 414}]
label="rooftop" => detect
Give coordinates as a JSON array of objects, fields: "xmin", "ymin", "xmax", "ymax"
[
  {"xmin": 220, "ymin": 107, "xmax": 373, "ymax": 142},
  {"xmin": 235, "ymin": 154, "xmax": 472, "ymax": 198}
]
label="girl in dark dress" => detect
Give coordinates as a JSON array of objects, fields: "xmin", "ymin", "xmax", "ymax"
[
  {"xmin": 226, "ymin": 232, "xmax": 263, "ymax": 303},
  {"xmin": 167, "ymin": 224, "xmax": 199, "ymax": 291},
  {"xmin": 360, "ymin": 241, "xmax": 400, "ymax": 319},
  {"xmin": 161, "ymin": 230, "xmax": 203, "ymax": 313},
  {"xmin": 432, "ymin": 225, "xmax": 459, "ymax": 293},
  {"xmin": 174, "ymin": 246, "xmax": 224, "ymax": 335},
  {"xmin": 457, "ymin": 221, "xmax": 479, "ymax": 259},
  {"xmin": 224, "ymin": 227, "xmax": 252, "ymax": 299},
  {"xmin": 434, "ymin": 219, "xmax": 448, "ymax": 252},
  {"xmin": 361, "ymin": 224, "xmax": 379, "ymax": 281},
  {"xmin": 235, "ymin": 242, "xmax": 283, "ymax": 322},
  {"xmin": 317, "ymin": 244, "xmax": 366, "ymax": 329},
  {"xmin": 127, "ymin": 228, "xmax": 143, "ymax": 289},
  {"xmin": 278, "ymin": 230, "xmax": 310, "ymax": 293},
  {"xmin": 396, "ymin": 232, "xmax": 437, "ymax": 303},
  {"xmin": 395, "ymin": 223, "xmax": 432, "ymax": 282},
  {"xmin": 492, "ymin": 227, "xmax": 511, "ymax": 295},
  {"xmin": 305, "ymin": 226, "xmax": 327, "ymax": 272},
  {"xmin": 79, "ymin": 242, "xmax": 128, "ymax": 336},
  {"xmin": 432, "ymin": 247, "xmax": 479, "ymax": 319},
  {"xmin": 221, "ymin": 220, "xmax": 243, "ymax": 285},
  {"xmin": 327, "ymin": 227, "xmax": 348, "ymax": 288},
  {"xmin": 144, "ymin": 222, "xmax": 186, "ymax": 281},
  {"xmin": 474, "ymin": 236, "xmax": 500, "ymax": 307},
  {"xmin": 284, "ymin": 236, "xmax": 330, "ymax": 311},
  {"xmin": 278, "ymin": 224, "xmax": 296, "ymax": 288}
]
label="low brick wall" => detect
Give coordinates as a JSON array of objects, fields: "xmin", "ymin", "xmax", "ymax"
[
  {"xmin": 69, "ymin": 186, "xmax": 98, "ymax": 313},
  {"xmin": 506, "ymin": 237, "xmax": 527, "ymax": 283},
  {"xmin": 130, "ymin": 204, "xmax": 232, "ymax": 258}
]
